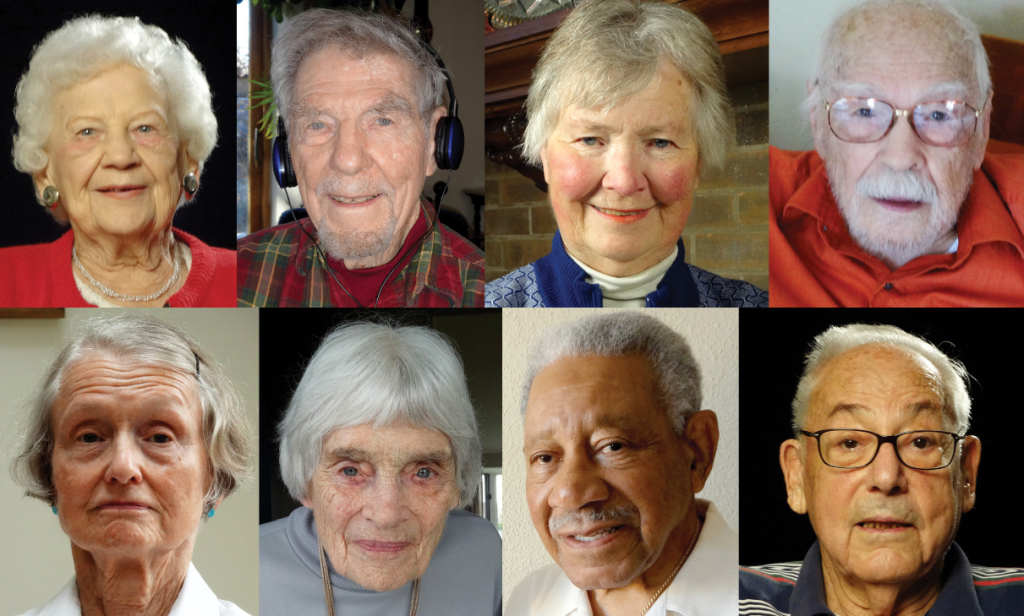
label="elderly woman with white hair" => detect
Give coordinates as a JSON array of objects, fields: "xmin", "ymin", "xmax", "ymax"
[
  {"xmin": 486, "ymin": 0, "xmax": 768, "ymax": 308},
  {"xmin": 260, "ymin": 321, "xmax": 501, "ymax": 616},
  {"xmin": 10, "ymin": 314, "xmax": 253, "ymax": 615},
  {"xmin": 0, "ymin": 15, "xmax": 234, "ymax": 307}
]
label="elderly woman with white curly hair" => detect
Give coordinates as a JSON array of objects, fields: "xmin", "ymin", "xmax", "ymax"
[
  {"xmin": 10, "ymin": 314, "xmax": 253, "ymax": 615},
  {"xmin": 260, "ymin": 320, "xmax": 501, "ymax": 616},
  {"xmin": 0, "ymin": 15, "xmax": 235, "ymax": 307},
  {"xmin": 485, "ymin": 0, "xmax": 768, "ymax": 308}
]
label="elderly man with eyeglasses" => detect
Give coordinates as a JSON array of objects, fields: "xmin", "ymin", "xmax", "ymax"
[
  {"xmin": 740, "ymin": 323, "xmax": 1024, "ymax": 616},
  {"xmin": 769, "ymin": 0, "xmax": 1024, "ymax": 306}
]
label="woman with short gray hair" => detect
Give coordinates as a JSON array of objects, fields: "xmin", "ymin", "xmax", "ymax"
[
  {"xmin": 10, "ymin": 314, "xmax": 253, "ymax": 615},
  {"xmin": 486, "ymin": 0, "xmax": 767, "ymax": 308},
  {"xmin": 261, "ymin": 320, "xmax": 501, "ymax": 616}
]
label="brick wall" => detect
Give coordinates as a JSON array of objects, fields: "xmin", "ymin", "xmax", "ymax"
[{"xmin": 485, "ymin": 81, "xmax": 769, "ymax": 291}]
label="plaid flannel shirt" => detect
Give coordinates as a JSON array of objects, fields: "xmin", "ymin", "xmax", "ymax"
[{"xmin": 237, "ymin": 202, "xmax": 485, "ymax": 307}]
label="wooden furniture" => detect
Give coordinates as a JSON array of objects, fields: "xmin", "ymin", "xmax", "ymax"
[
  {"xmin": 484, "ymin": 0, "xmax": 769, "ymax": 185},
  {"xmin": 982, "ymin": 34, "xmax": 1024, "ymax": 147}
]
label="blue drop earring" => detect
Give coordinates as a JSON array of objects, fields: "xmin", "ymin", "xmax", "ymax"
[
  {"xmin": 52, "ymin": 506, "xmax": 58, "ymax": 515},
  {"xmin": 207, "ymin": 508, "xmax": 215, "ymax": 518}
]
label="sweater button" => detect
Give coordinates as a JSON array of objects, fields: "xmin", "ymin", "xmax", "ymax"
[{"xmin": 884, "ymin": 282, "xmax": 894, "ymax": 291}]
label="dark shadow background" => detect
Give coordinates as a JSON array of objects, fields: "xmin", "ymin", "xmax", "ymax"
[
  {"xmin": 740, "ymin": 309, "xmax": 1024, "ymax": 568},
  {"xmin": 0, "ymin": 1, "xmax": 236, "ymax": 250},
  {"xmin": 259, "ymin": 308, "xmax": 501, "ymax": 525}
]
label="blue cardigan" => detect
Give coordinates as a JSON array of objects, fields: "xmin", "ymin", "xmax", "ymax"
[{"xmin": 485, "ymin": 231, "xmax": 768, "ymax": 307}]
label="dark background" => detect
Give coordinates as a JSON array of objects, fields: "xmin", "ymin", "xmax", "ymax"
[
  {"xmin": 0, "ymin": 1, "xmax": 236, "ymax": 250},
  {"xmin": 740, "ymin": 309, "xmax": 1024, "ymax": 569},
  {"xmin": 259, "ymin": 308, "xmax": 500, "ymax": 525}
]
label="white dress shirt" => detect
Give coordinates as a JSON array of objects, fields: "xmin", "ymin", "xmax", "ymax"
[
  {"xmin": 506, "ymin": 499, "xmax": 738, "ymax": 616},
  {"xmin": 16, "ymin": 562, "xmax": 250, "ymax": 616}
]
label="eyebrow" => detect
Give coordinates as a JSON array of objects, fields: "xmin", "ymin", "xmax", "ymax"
[
  {"xmin": 366, "ymin": 92, "xmax": 415, "ymax": 118},
  {"xmin": 323, "ymin": 446, "xmax": 453, "ymax": 466},
  {"xmin": 832, "ymin": 81, "xmax": 970, "ymax": 103}
]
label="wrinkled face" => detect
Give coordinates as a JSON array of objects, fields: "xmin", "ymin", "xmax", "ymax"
[
  {"xmin": 290, "ymin": 48, "xmax": 442, "ymax": 269},
  {"xmin": 541, "ymin": 58, "xmax": 701, "ymax": 277},
  {"xmin": 813, "ymin": 37, "xmax": 988, "ymax": 268},
  {"xmin": 302, "ymin": 423, "xmax": 459, "ymax": 592},
  {"xmin": 524, "ymin": 354, "xmax": 693, "ymax": 590},
  {"xmin": 796, "ymin": 345, "xmax": 975, "ymax": 586},
  {"xmin": 39, "ymin": 65, "xmax": 191, "ymax": 240},
  {"xmin": 50, "ymin": 353, "xmax": 210, "ymax": 559}
]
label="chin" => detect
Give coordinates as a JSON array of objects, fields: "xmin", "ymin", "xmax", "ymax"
[
  {"xmin": 561, "ymin": 561, "xmax": 641, "ymax": 591},
  {"xmin": 348, "ymin": 564, "xmax": 419, "ymax": 592}
]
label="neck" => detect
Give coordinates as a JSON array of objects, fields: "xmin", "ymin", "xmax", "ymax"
[
  {"xmin": 72, "ymin": 227, "xmax": 183, "ymax": 305},
  {"xmin": 72, "ymin": 539, "xmax": 194, "ymax": 616},
  {"xmin": 588, "ymin": 508, "xmax": 701, "ymax": 616},
  {"xmin": 821, "ymin": 551, "xmax": 944, "ymax": 616}
]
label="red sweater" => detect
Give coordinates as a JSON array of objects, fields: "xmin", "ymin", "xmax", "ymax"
[{"xmin": 0, "ymin": 228, "xmax": 237, "ymax": 307}]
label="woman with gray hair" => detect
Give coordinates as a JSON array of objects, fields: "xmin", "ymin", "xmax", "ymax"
[
  {"xmin": 260, "ymin": 320, "xmax": 501, "ymax": 616},
  {"xmin": 486, "ymin": 0, "xmax": 767, "ymax": 308},
  {"xmin": 0, "ymin": 14, "xmax": 235, "ymax": 308},
  {"xmin": 9, "ymin": 314, "xmax": 253, "ymax": 615}
]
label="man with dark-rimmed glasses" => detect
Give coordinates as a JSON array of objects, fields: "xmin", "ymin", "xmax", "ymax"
[
  {"xmin": 740, "ymin": 323, "xmax": 1024, "ymax": 616},
  {"xmin": 769, "ymin": 0, "xmax": 1024, "ymax": 306}
]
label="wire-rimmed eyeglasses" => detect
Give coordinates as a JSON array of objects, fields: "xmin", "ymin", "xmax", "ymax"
[
  {"xmin": 822, "ymin": 93, "xmax": 982, "ymax": 147},
  {"xmin": 799, "ymin": 428, "xmax": 966, "ymax": 470}
]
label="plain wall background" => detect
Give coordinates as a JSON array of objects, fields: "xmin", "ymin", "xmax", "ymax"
[
  {"xmin": 501, "ymin": 308, "xmax": 740, "ymax": 605},
  {"xmin": 770, "ymin": 0, "xmax": 1024, "ymax": 151},
  {"xmin": 0, "ymin": 309, "xmax": 259, "ymax": 615},
  {"xmin": 739, "ymin": 309, "xmax": 1024, "ymax": 567}
]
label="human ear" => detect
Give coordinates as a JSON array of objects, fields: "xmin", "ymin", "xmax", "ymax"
[
  {"xmin": 959, "ymin": 435, "xmax": 981, "ymax": 513},
  {"xmin": 780, "ymin": 438, "xmax": 808, "ymax": 514},
  {"xmin": 683, "ymin": 410, "xmax": 719, "ymax": 494}
]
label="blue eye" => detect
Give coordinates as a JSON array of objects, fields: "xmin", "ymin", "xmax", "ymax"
[
  {"xmin": 376, "ymin": 117, "xmax": 393, "ymax": 126},
  {"xmin": 415, "ymin": 468, "xmax": 433, "ymax": 479},
  {"xmin": 580, "ymin": 137, "xmax": 598, "ymax": 146},
  {"xmin": 342, "ymin": 467, "xmax": 358, "ymax": 477},
  {"xmin": 80, "ymin": 128, "xmax": 95, "ymax": 136},
  {"xmin": 138, "ymin": 125, "xmax": 152, "ymax": 133},
  {"xmin": 653, "ymin": 139, "xmax": 671, "ymax": 149},
  {"xmin": 310, "ymin": 121, "xmax": 325, "ymax": 131}
]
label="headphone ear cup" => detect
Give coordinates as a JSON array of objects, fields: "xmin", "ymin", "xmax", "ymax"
[
  {"xmin": 434, "ymin": 116, "xmax": 464, "ymax": 171},
  {"xmin": 272, "ymin": 125, "xmax": 298, "ymax": 188}
]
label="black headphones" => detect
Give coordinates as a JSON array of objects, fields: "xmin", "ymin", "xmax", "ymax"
[{"xmin": 272, "ymin": 40, "xmax": 463, "ymax": 188}]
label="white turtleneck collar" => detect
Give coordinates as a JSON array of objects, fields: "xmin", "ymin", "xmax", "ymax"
[{"xmin": 566, "ymin": 246, "xmax": 678, "ymax": 307}]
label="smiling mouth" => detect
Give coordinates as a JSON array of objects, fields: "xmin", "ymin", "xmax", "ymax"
[
  {"xmin": 872, "ymin": 197, "xmax": 926, "ymax": 211},
  {"xmin": 330, "ymin": 194, "xmax": 379, "ymax": 205},
  {"xmin": 570, "ymin": 525, "xmax": 624, "ymax": 541},
  {"xmin": 858, "ymin": 521, "xmax": 912, "ymax": 530}
]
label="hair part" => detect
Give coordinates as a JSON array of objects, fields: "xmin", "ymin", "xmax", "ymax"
[
  {"xmin": 521, "ymin": 312, "xmax": 702, "ymax": 435},
  {"xmin": 277, "ymin": 321, "xmax": 482, "ymax": 508},
  {"xmin": 12, "ymin": 15, "xmax": 218, "ymax": 214},
  {"xmin": 271, "ymin": 8, "xmax": 446, "ymax": 136},
  {"xmin": 791, "ymin": 323, "xmax": 972, "ymax": 435},
  {"xmin": 10, "ymin": 315, "xmax": 253, "ymax": 517},
  {"xmin": 522, "ymin": 0, "xmax": 732, "ymax": 171}
]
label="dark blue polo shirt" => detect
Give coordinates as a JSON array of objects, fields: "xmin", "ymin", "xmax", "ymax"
[{"xmin": 740, "ymin": 541, "xmax": 1024, "ymax": 615}]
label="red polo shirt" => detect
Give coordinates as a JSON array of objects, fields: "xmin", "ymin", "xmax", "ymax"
[{"xmin": 769, "ymin": 142, "xmax": 1024, "ymax": 306}]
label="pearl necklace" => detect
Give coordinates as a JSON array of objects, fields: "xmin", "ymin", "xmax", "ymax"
[{"xmin": 72, "ymin": 244, "xmax": 180, "ymax": 302}]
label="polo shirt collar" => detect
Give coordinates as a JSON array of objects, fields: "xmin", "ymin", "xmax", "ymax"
[{"xmin": 792, "ymin": 541, "xmax": 982, "ymax": 616}]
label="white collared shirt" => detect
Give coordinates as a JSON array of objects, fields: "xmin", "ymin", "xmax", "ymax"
[
  {"xmin": 506, "ymin": 500, "xmax": 738, "ymax": 616},
  {"xmin": 16, "ymin": 562, "xmax": 250, "ymax": 616}
]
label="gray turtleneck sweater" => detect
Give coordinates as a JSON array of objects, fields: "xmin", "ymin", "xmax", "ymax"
[{"xmin": 259, "ymin": 506, "xmax": 501, "ymax": 616}]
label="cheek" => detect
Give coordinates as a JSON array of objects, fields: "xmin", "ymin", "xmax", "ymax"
[{"xmin": 547, "ymin": 148, "xmax": 600, "ymax": 206}]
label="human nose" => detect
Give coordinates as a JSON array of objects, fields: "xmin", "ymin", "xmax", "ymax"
[
  {"xmin": 104, "ymin": 435, "xmax": 142, "ymax": 485},
  {"xmin": 548, "ymin": 452, "xmax": 609, "ymax": 511},
  {"xmin": 102, "ymin": 130, "xmax": 140, "ymax": 169},
  {"xmin": 601, "ymin": 144, "xmax": 649, "ymax": 196},
  {"xmin": 363, "ymin": 475, "xmax": 406, "ymax": 528},
  {"xmin": 867, "ymin": 439, "xmax": 908, "ymax": 495},
  {"xmin": 330, "ymin": 123, "xmax": 372, "ymax": 176},
  {"xmin": 878, "ymin": 111, "xmax": 926, "ymax": 172}
]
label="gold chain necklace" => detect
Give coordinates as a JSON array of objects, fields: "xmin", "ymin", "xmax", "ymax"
[
  {"xmin": 638, "ymin": 519, "xmax": 702, "ymax": 616},
  {"xmin": 318, "ymin": 540, "xmax": 419, "ymax": 616}
]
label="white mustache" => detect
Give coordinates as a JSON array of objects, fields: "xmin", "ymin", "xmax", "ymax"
[
  {"xmin": 316, "ymin": 174, "xmax": 392, "ymax": 200},
  {"xmin": 549, "ymin": 506, "xmax": 636, "ymax": 533},
  {"xmin": 855, "ymin": 169, "xmax": 938, "ymax": 204}
]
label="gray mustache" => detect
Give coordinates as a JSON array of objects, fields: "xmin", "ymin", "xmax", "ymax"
[
  {"xmin": 855, "ymin": 169, "xmax": 938, "ymax": 203},
  {"xmin": 549, "ymin": 506, "xmax": 636, "ymax": 533}
]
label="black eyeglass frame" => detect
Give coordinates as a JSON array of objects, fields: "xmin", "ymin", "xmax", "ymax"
[
  {"xmin": 799, "ymin": 428, "xmax": 966, "ymax": 470},
  {"xmin": 821, "ymin": 93, "xmax": 983, "ymax": 147}
]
